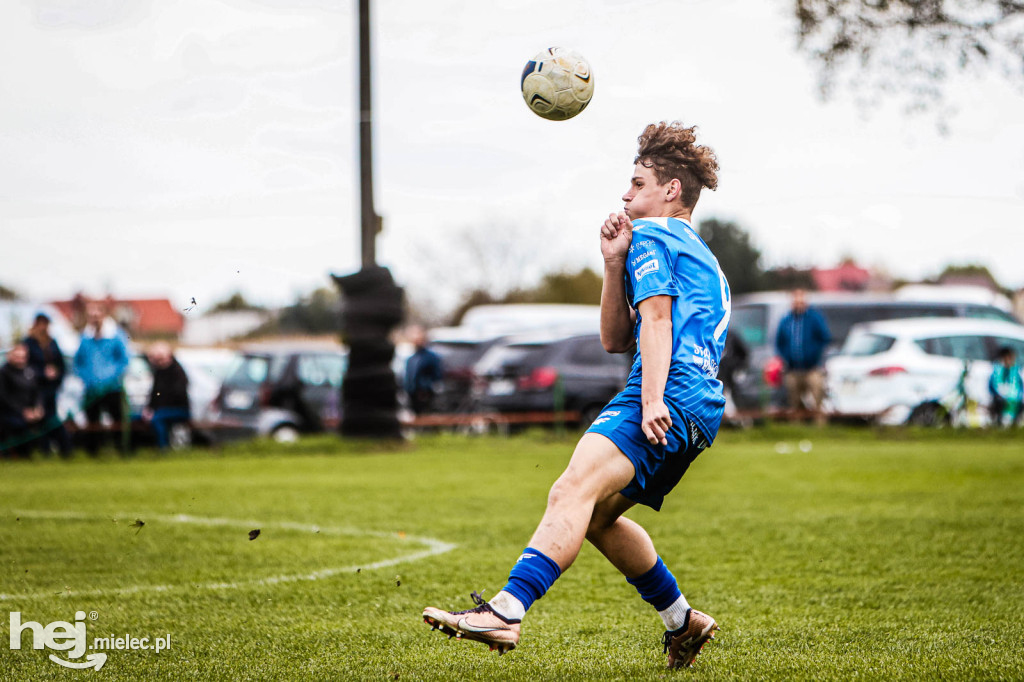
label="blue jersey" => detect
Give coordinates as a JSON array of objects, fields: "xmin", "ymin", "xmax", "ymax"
[{"xmin": 623, "ymin": 217, "xmax": 730, "ymax": 440}]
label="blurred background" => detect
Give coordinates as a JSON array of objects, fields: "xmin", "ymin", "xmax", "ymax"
[{"xmin": 2, "ymin": 0, "xmax": 1023, "ymax": 449}]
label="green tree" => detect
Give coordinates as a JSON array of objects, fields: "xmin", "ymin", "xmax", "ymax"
[
  {"xmin": 450, "ymin": 289, "xmax": 498, "ymax": 326},
  {"xmin": 515, "ymin": 268, "xmax": 604, "ymax": 305},
  {"xmin": 795, "ymin": 0, "xmax": 1024, "ymax": 118},
  {"xmin": 0, "ymin": 283, "xmax": 20, "ymax": 301},
  {"xmin": 276, "ymin": 287, "xmax": 341, "ymax": 334},
  {"xmin": 697, "ymin": 218, "xmax": 766, "ymax": 295},
  {"xmin": 933, "ymin": 262, "xmax": 1001, "ymax": 290},
  {"xmin": 210, "ymin": 291, "xmax": 263, "ymax": 313},
  {"xmin": 763, "ymin": 265, "xmax": 817, "ymax": 291}
]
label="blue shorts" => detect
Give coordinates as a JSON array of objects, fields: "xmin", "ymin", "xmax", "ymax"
[{"xmin": 586, "ymin": 391, "xmax": 710, "ymax": 511}]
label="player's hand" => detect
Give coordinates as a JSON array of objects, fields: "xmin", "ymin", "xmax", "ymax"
[
  {"xmin": 600, "ymin": 212, "xmax": 633, "ymax": 264},
  {"xmin": 641, "ymin": 399, "xmax": 672, "ymax": 446}
]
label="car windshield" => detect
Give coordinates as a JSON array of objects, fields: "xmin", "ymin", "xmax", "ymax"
[
  {"xmin": 224, "ymin": 356, "xmax": 269, "ymax": 387},
  {"xmin": 817, "ymin": 303, "xmax": 1014, "ymax": 347},
  {"xmin": 430, "ymin": 341, "xmax": 493, "ymax": 370},
  {"xmin": 730, "ymin": 304, "xmax": 768, "ymax": 347},
  {"xmin": 964, "ymin": 306, "xmax": 1017, "ymax": 323},
  {"xmin": 914, "ymin": 335, "xmax": 990, "ymax": 361},
  {"xmin": 476, "ymin": 343, "xmax": 550, "ymax": 375},
  {"xmin": 841, "ymin": 332, "xmax": 896, "ymax": 356},
  {"xmin": 819, "ymin": 305, "xmax": 950, "ymax": 347},
  {"xmin": 224, "ymin": 355, "xmax": 289, "ymax": 387}
]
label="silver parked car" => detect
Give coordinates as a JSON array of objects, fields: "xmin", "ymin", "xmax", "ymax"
[{"xmin": 208, "ymin": 347, "xmax": 347, "ymax": 442}]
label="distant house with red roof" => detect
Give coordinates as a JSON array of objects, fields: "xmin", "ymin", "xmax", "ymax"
[
  {"xmin": 811, "ymin": 261, "xmax": 872, "ymax": 292},
  {"xmin": 51, "ymin": 294, "xmax": 184, "ymax": 340}
]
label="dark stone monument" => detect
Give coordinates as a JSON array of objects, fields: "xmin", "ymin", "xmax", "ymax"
[{"xmin": 332, "ymin": 266, "xmax": 404, "ymax": 438}]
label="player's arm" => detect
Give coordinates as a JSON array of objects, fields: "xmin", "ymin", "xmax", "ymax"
[
  {"xmin": 600, "ymin": 212, "xmax": 636, "ymax": 353},
  {"xmin": 637, "ymin": 295, "xmax": 673, "ymax": 446},
  {"xmin": 600, "ymin": 259, "xmax": 635, "ymax": 353}
]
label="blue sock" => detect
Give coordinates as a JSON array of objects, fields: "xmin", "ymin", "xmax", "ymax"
[
  {"xmin": 499, "ymin": 547, "xmax": 562, "ymax": 613},
  {"xmin": 626, "ymin": 556, "xmax": 681, "ymax": 611}
]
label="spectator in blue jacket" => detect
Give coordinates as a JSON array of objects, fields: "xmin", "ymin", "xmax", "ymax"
[
  {"xmin": 989, "ymin": 346, "xmax": 1022, "ymax": 427},
  {"xmin": 404, "ymin": 325, "xmax": 443, "ymax": 415},
  {"xmin": 775, "ymin": 289, "xmax": 832, "ymax": 425},
  {"xmin": 74, "ymin": 302, "xmax": 130, "ymax": 454}
]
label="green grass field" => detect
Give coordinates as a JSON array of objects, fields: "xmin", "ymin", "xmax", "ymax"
[{"xmin": 2, "ymin": 427, "xmax": 1023, "ymax": 681}]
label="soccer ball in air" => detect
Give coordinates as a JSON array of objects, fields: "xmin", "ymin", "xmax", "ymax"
[{"xmin": 520, "ymin": 47, "xmax": 594, "ymax": 121}]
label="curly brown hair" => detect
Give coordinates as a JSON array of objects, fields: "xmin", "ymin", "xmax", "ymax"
[{"xmin": 634, "ymin": 121, "xmax": 719, "ymax": 209}]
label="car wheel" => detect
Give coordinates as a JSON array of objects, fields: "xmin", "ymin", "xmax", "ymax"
[
  {"xmin": 271, "ymin": 424, "xmax": 301, "ymax": 443},
  {"xmin": 908, "ymin": 402, "xmax": 949, "ymax": 428}
]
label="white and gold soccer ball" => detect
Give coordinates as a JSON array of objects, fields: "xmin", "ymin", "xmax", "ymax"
[{"xmin": 520, "ymin": 47, "xmax": 594, "ymax": 121}]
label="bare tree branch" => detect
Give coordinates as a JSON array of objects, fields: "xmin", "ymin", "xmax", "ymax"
[{"xmin": 794, "ymin": 0, "xmax": 1024, "ymax": 122}]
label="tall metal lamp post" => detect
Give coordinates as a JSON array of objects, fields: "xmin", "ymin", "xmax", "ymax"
[{"xmin": 331, "ymin": 0, "xmax": 404, "ymax": 438}]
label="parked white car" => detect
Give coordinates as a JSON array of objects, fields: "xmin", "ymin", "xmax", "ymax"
[{"xmin": 826, "ymin": 318, "xmax": 1024, "ymax": 426}]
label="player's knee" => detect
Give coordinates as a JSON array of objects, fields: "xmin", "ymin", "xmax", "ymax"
[
  {"xmin": 546, "ymin": 473, "xmax": 587, "ymax": 509},
  {"xmin": 545, "ymin": 478, "xmax": 571, "ymax": 509}
]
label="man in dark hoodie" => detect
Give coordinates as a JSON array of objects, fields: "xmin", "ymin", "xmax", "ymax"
[
  {"xmin": 0, "ymin": 343, "xmax": 45, "ymax": 457},
  {"xmin": 143, "ymin": 342, "xmax": 191, "ymax": 450},
  {"xmin": 23, "ymin": 313, "xmax": 71, "ymax": 456}
]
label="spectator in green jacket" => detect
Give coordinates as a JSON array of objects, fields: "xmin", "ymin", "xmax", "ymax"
[{"xmin": 989, "ymin": 346, "xmax": 1023, "ymax": 427}]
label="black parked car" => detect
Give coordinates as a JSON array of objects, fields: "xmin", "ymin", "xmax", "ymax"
[
  {"xmin": 473, "ymin": 333, "xmax": 631, "ymax": 425},
  {"xmin": 210, "ymin": 348, "xmax": 346, "ymax": 442},
  {"xmin": 426, "ymin": 331, "xmax": 507, "ymax": 413}
]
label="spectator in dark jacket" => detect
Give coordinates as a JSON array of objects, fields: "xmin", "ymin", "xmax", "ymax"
[
  {"xmin": 404, "ymin": 325, "xmax": 443, "ymax": 414},
  {"xmin": 0, "ymin": 343, "xmax": 45, "ymax": 457},
  {"xmin": 775, "ymin": 289, "xmax": 832, "ymax": 425},
  {"xmin": 24, "ymin": 313, "xmax": 71, "ymax": 456},
  {"xmin": 143, "ymin": 342, "xmax": 191, "ymax": 450}
]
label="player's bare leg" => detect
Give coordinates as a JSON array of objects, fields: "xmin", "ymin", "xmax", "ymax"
[
  {"xmin": 423, "ymin": 433, "xmax": 716, "ymax": 666},
  {"xmin": 586, "ymin": 492, "xmax": 655, "ymax": 575},
  {"xmin": 525, "ymin": 433, "xmax": 637, "ymax": 567},
  {"xmin": 586, "ymin": 476, "xmax": 718, "ymax": 667},
  {"xmin": 422, "ymin": 434, "xmax": 633, "ymax": 652}
]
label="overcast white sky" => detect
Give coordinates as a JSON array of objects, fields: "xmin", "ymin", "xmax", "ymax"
[{"xmin": 2, "ymin": 0, "xmax": 1023, "ymax": 317}]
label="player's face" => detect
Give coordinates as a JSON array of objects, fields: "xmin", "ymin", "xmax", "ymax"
[{"xmin": 621, "ymin": 164, "xmax": 667, "ymax": 219}]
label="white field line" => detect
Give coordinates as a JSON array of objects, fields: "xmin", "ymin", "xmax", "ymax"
[{"xmin": 1, "ymin": 510, "xmax": 456, "ymax": 602}]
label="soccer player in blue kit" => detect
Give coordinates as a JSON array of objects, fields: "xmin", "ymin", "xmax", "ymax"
[{"xmin": 423, "ymin": 121, "xmax": 729, "ymax": 669}]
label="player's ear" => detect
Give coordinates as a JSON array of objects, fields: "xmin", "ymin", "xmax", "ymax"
[{"xmin": 666, "ymin": 178, "xmax": 681, "ymax": 201}]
